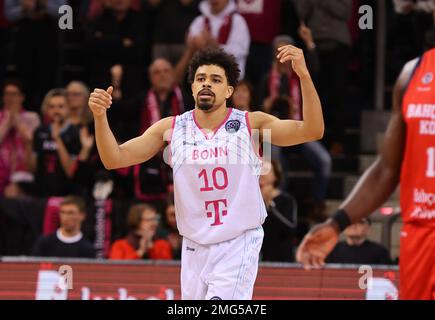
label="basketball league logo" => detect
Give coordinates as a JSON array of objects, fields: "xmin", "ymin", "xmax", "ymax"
[{"xmin": 225, "ymin": 120, "xmax": 241, "ymax": 133}]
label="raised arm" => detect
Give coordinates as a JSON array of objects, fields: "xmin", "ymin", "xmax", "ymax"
[
  {"xmin": 295, "ymin": 57, "xmax": 417, "ymax": 269},
  {"xmin": 250, "ymin": 45, "xmax": 324, "ymax": 146},
  {"xmin": 89, "ymin": 86, "xmax": 172, "ymax": 170}
]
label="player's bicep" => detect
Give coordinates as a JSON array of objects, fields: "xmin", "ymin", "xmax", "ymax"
[
  {"xmin": 117, "ymin": 117, "xmax": 172, "ymax": 168},
  {"xmin": 251, "ymin": 112, "xmax": 308, "ymax": 146}
]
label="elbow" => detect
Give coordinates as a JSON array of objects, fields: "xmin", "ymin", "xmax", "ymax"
[
  {"xmin": 103, "ymin": 162, "xmax": 117, "ymax": 170},
  {"xmin": 103, "ymin": 158, "xmax": 121, "ymax": 170},
  {"xmin": 309, "ymin": 125, "xmax": 324, "ymax": 141}
]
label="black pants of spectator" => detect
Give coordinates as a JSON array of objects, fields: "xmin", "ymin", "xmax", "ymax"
[
  {"xmin": 11, "ymin": 17, "xmax": 59, "ymax": 111},
  {"xmin": 317, "ymin": 41, "xmax": 350, "ymax": 149}
]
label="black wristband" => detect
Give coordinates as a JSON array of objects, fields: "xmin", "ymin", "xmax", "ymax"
[{"xmin": 331, "ymin": 209, "xmax": 351, "ymax": 232}]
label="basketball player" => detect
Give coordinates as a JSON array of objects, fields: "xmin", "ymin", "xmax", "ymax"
[
  {"xmin": 296, "ymin": 48, "xmax": 435, "ymax": 300},
  {"xmin": 89, "ymin": 46, "xmax": 324, "ymax": 300}
]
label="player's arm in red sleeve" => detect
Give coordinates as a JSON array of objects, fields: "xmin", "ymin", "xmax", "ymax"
[
  {"xmin": 249, "ymin": 45, "xmax": 324, "ymax": 146},
  {"xmin": 296, "ymin": 57, "xmax": 418, "ymax": 269},
  {"xmin": 89, "ymin": 86, "xmax": 173, "ymax": 170}
]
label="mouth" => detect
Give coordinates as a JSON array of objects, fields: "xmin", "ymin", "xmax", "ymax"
[{"xmin": 198, "ymin": 89, "xmax": 214, "ymax": 99}]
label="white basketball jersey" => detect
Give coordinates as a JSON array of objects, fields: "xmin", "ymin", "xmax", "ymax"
[{"xmin": 170, "ymin": 108, "xmax": 267, "ymax": 245}]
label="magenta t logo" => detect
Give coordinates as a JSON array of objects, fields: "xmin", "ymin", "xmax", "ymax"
[{"xmin": 205, "ymin": 199, "xmax": 228, "ymax": 226}]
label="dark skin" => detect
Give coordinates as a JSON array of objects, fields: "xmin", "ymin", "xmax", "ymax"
[{"xmin": 296, "ymin": 57, "xmax": 419, "ymax": 269}]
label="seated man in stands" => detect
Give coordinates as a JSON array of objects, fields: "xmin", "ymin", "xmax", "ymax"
[
  {"xmin": 32, "ymin": 196, "xmax": 95, "ymax": 258},
  {"xmin": 326, "ymin": 218, "xmax": 393, "ymax": 265}
]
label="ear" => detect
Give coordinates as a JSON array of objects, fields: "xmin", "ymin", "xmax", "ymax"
[{"xmin": 226, "ymin": 86, "xmax": 234, "ymax": 99}]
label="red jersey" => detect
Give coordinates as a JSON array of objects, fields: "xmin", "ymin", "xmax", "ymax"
[{"xmin": 401, "ymin": 48, "xmax": 435, "ymax": 227}]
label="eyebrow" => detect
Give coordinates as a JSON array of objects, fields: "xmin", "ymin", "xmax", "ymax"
[{"xmin": 196, "ymin": 73, "xmax": 223, "ymax": 79}]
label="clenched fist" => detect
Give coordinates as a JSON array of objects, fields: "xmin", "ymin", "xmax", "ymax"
[
  {"xmin": 276, "ymin": 45, "xmax": 310, "ymax": 79},
  {"xmin": 88, "ymin": 86, "xmax": 113, "ymax": 118}
]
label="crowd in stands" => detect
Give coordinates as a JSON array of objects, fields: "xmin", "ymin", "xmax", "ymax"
[{"xmin": 1, "ymin": 0, "xmax": 434, "ymax": 264}]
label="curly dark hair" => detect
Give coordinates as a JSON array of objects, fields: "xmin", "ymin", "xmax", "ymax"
[{"xmin": 188, "ymin": 47, "xmax": 240, "ymax": 87}]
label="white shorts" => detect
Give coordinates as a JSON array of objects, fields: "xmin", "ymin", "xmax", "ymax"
[{"xmin": 180, "ymin": 226, "xmax": 264, "ymax": 300}]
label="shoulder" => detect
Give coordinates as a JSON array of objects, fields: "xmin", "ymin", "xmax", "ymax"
[
  {"xmin": 188, "ymin": 15, "xmax": 204, "ymax": 34},
  {"xmin": 111, "ymin": 238, "xmax": 129, "ymax": 248},
  {"xmin": 36, "ymin": 233, "xmax": 56, "ymax": 245},
  {"xmin": 397, "ymin": 57, "xmax": 420, "ymax": 89},
  {"xmin": 233, "ymin": 14, "xmax": 249, "ymax": 28},
  {"xmin": 247, "ymin": 111, "xmax": 274, "ymax": 129},
  {"xmin": 364, "ymin": 240, "xmax": 388, "ymax": 251}
]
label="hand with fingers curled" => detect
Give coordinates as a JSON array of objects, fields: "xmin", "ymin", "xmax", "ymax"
[
  {"xmin": 296, "ymin": 220, "xmax": 340, "ymax": 270},
  {"xmin": 88, "ymin": 86, "xmax": 114, "ymax": 118},
  {"xmin": 276, "ymin": 45, "xmax": 310, "ymax": 79}
]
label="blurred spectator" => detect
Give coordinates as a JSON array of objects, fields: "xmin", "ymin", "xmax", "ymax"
[
  {"xmin": 231, "ymin": 79, "xmax": 255, "ymax": 111},
  {"xmin": 185, "ymin": 0, "xmax": 250, "ymax": 78},
  {"xmin": 393, "ymin": 0, "xmax": 435, "ymax": 55},
  {"xmin": 295, "ymin": 0, "xmax": 352, "ymax": 154},
  {"xmin": 260, "ymin": 160, "xmax": 297, "ymax": 262},
  {"xmin": 108, "ymin": 58, "xmax": 183, "ymax": 204},
  {"xmin": 150, "ymin": 0, "xmax": 200, "ymax": 65},
  {"xmin": 86, "ymin": 0, "xmax": 143, "ymax": 21},
  {"xmin": 157, "ymin": 192, "xmax": 182, "ymax": 259},
  {"xmin": 109, "ymin": 203, "xmax": 173, "ymax": 260},
  {"xmin": 32, "ymin": 196, "xmax": 96, "ymax": 258},
  {"xmin": 5, "ymin": 0, "xmax": 66, "ymax": 109},
  {"xmin": 237, "ymin": 0, "xmax": 283, "ymax": 93},
  {"xmin": 65, "ymin": 81, "xmax": 92, "ymax": 127},
  {"xmin": 0, "ymin": 79, "xmax": 40, "ymax": 195},
  {"xmin": 27, "ymin": 89, "xmax": 82, "ymax": 197},
  {"xmin": 326, "ymin": 218, "xmax": 393, "ymax": 265},
  {"xmin": 84, "ymin": 0, "xmax": 151, "ymax": 99},
  {"xmin": 259, "ymin": 35, "xmax": 331, "ymax": 222}
]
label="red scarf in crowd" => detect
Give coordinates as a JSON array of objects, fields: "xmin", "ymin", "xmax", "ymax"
[
  {"xmin": 203, "ymin": 12, "xmax": 235, "ymax": 44},
  {"xmin": 140, "ymin": 87, "xmax": 184, "ymax": 134},
  {"xmin": 268, "ymin": 65, "xmax": 302, "ymax": 120}
]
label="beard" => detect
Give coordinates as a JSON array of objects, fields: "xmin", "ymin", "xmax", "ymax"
[
  {"xmin": 197, "ymin": 100, "xmax": 214, "ymax": 111},
  {"xmin": 197, "ymin": 92, "xmax": 216, "ymax": 111}
]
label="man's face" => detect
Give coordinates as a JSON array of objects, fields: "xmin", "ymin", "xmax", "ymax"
[
  {"xmin": 344, "ymin": 221, "xmax": 370, "ymax": 244},
  {"xmin": 209, "ymin": 0, "xmax": 229, "ymax": 14},
  {"xmin": 59, "ymin": 204, "xmax": 85, "ymax": 233},
  {"xmin": 191, "ymin": 64, "xmax": 233, "ymax": 112},
  {"xmin": 3, "ymin": 84, "xmax": 24, "ymax": 111},
  {"xmin": 46, "ymin": 96, "xmax": 68, "ymax": 123},
  {"xmin": 66, "ymin": 83, "xmax": 87, "ymax": 111},
  {"xmin": 150, "ymin": 59, "xmax": 174, "ymax": 93}
]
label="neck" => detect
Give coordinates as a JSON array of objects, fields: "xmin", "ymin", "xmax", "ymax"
[
  {"xmin": 194, "ymin": 104, "xmax": 229, "ymax": 131},
  {"xmin": 60, "ymin": 228, "xmax": 80, "ymax": 238},
  {"xmin": 69, "ymin": 111, "xmax": 82, "ymax": 125},
  {"xmin": 346, "ymin": 237, "xmax": 365, "ymax": 246},
  {"xmin": 155, "ymin": 89, "xmax": 170, "ymax": 103},
  {"xmin": 7, "ymin": 105, "xmax": 22, "ymax": 112}
]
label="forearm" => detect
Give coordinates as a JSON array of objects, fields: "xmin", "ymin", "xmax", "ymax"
[
  {"xmin": 340, "ymin": 158, "xmax": 400, "ymax": 223},
  {"xmin": 300, "ymin": 74, "xmax": 324, "ymax": 139},
  {"xmin": 94, "ymin": 115, "xmax": 122, "ymax": 170},
  {"xmin": 55, "ymin": 137, "xmax": 75, "ymax": 177}
]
